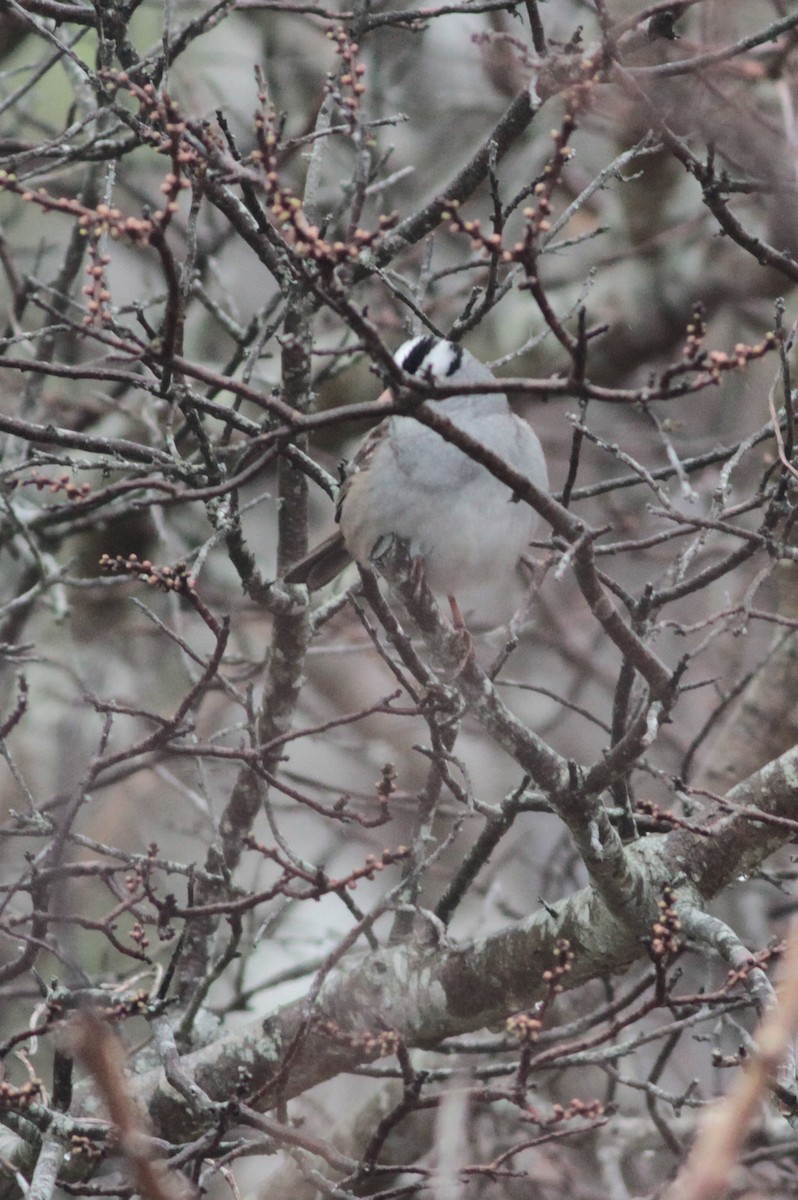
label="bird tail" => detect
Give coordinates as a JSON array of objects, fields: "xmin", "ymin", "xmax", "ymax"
[{"xmin": 283, "ymin": 532, "xmax": 353, "ymax": 591}]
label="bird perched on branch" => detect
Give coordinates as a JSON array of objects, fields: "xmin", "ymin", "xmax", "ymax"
[{"xmin": 285, "ymin": 335, "xmax": 548, "ymax": 628}]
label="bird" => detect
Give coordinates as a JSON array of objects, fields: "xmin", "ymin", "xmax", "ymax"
[{"xmin": 284, "ymin": 335, "xmax": 548, "ymax": 628}]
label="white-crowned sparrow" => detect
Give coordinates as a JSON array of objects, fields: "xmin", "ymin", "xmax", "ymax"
[{"xmin": 285, "ymin": 335, "xmax": 548, "ymax": 627}]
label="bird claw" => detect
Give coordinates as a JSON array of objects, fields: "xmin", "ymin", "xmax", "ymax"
[
  {"xmin": 409, "ymin": 555, "xmax": 429, "ymax": 604},
  {"xmin": 447, "ymin": 594, "xmax": 476, "ymax": 670}
]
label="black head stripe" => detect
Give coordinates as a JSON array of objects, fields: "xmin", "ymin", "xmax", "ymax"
[
  {"xmin": 399, "ymin": 335, "xmax": 437, "ymax": 376},
  {"xmin": 445, "ymin": 344, "xmax": 463, "ymax": 377}
]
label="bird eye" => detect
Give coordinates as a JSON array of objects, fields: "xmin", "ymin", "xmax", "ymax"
[{"xmin": 444, "ymin": 344, "xmax": 464, "ymax": 377}]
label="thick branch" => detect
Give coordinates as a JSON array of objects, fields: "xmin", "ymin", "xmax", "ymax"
[{"xmin": 119, "ymin": 733, "xmax": 798, "ymax": 1143}]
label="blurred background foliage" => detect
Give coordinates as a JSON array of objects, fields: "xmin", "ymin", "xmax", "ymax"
[{"xmin": 2, "ymin": 1, "xmax": 798, "ymax": 1196}]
